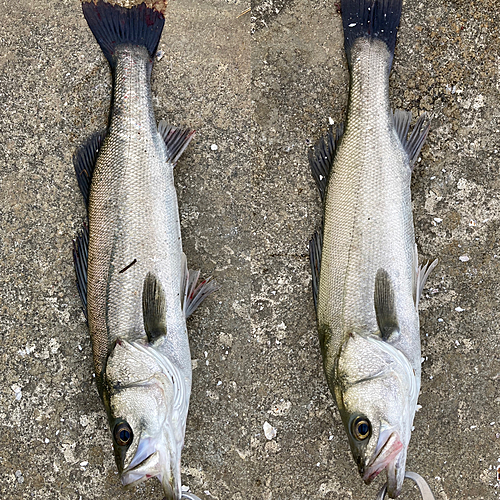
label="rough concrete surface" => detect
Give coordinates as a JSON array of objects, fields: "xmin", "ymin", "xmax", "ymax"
[{"xmin": 0, "ymin": 0, "xmax": 498, "ymax": 499}]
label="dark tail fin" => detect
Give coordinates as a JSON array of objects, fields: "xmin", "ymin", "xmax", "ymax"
[
  {"xmin": 341, "ymin": 0, "xmax": 402, "ymax": 67},
  {"xmin": 82, "ymin": 1, "xmax": 166, "ymax": 67}
]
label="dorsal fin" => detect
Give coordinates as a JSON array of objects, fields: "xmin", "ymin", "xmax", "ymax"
[
  {"xmin": 73, "ymin": 131, "xmax": 105, "ymax": 206},
  {"xmin": 142, "ymin": 273, "xmax": 167, "ymax": 342},
  {"xmin": 73, "ymin": 223, "xmax": 89, "ymax": 320},
  {"xmin": 309, "ymin": 123, "xmax": 344, "ymax": 202},
  {"xmin": 309, "ymin": 230, "xmax": 323, "ymax": 313},
  {"xmin": 374, "ymin": 269, "xmax": 400, "ymax": 341}
]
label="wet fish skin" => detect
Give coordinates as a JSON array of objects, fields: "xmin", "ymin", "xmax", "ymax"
[
  {"xmin": 309, "ymin": 1, "xmax": 435, "ymax": 497},
  {"xmin": 74, "ymin": 2, "xmax": 216, "ymax": 499}
]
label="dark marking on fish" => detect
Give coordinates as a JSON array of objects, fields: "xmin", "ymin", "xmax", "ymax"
[{"xmin": 118, "ymin": 259, "xmax": 137, "ymax": 274}]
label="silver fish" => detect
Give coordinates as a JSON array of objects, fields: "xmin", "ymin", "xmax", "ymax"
[
  {"xmin": 73, "ymin": 2, "xmax": 217, "ymax": 498},
  {"xmin": 308, "ymin": 0, "xmax": 436, "ymax": 497}
]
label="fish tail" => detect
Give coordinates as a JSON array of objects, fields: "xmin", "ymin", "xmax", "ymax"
[
  {"xmin": 81, "ymin": 1, "xmax": 166, "ymax": 68},
  {"xmin": 341, "ymin": 0, "xmax": 402, "ymax": 68}
]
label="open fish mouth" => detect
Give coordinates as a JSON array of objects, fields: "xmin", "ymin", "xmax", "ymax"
[
  {"xmin": 121, "ymin": 439, "xmax": 180, "ymax": 499},
  {"xmin": 121, "ymin": 450, "xmax": 162, "ymax": 487},
  {"xmin": 362, "ymin": 432, "xmax": 403, "ymax": 484}
]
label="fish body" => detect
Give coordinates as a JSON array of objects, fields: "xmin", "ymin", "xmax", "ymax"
[
  {"xmin": 309, "ymin": 1, "xmax": 435, "ymax": 497},
  {"xmin": 73, "ymin": 2, "xmax": 216, "ymax": 498}
]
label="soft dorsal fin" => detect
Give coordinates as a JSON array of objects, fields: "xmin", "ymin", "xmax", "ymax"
[
  {"xmin": 309, "ymin": 123, "xmax": 344, "ymax": 202},
  {"xmin": 142, "ymin": 273, "xmax": 167, "ymax": 342},
  {"xmin": 374, "ymin": 269, "xmax": 400, "ymax": 341},
  {"xmin": 73, "ymin": 131, "xmax": 105, "ymax": 206}
]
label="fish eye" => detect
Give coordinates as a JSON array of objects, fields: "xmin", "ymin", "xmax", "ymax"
[
  {"xmin": 114, "ymin": 421, "xmax": 133, "ymax": 447},
  {"xmin": 351, "ymin": 416, "xmax": 371, "ymax": 441}
]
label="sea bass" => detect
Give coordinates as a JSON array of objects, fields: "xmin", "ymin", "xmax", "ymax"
[
  {"xmin": 308, "ymin": 0, "xmax": 436, "ymax": 497},
  {"xmin": 72, "ymin": 2, "xmax": 216, "ymax": 498}
]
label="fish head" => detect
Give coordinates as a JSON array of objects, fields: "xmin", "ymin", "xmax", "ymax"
[
  {"xmin": 103, "ymin": 338, "xmax": 189, "ymax": 500},
  {"xmin": 335, "ymin": 333, "xmax": 419, "ymax": 498}
]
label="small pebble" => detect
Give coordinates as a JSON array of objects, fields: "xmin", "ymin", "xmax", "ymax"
[
  {"xmin": 263, "ymin": 421, "xmax": 277, "ymax": 440},
  {"xmin": 210, "ymin": 144, "xmax": 218, "ymax": 151}
]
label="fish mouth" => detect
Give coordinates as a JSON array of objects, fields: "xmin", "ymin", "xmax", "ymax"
[
  {"xmin": 121, "ymin": 442, "xmax": 181, "ymax": 500},
  {"xmin": 362, "ymin": 431, "xmax": 403, "ymax": 485}
]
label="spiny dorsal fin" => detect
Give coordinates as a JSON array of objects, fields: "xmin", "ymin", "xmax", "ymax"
[
  {"xmin": 158, "ymin": 121, "xmax": 195, "ymax": 166},
  {"xmin": 73, "ymin": 131, "xmax": 105, "ymax": 207},
  {"xmin": 392, "ymin": 110, "xmax": 430, "ymax": 170},
  {"xmin": 73, "ymin": 223, "xmax": 89, "ymax": 320},
  {"xmin": 309, "ymin": 123, "xmax": 344, "ymax": 202},
  {"xmin": 309, "ymin": 230, "xmax": 323, "ymax": 313},
  {"xmin": 142, "ymin": 272, "xmax": 167, "ymax": 342},
  {"xmin": 374, "ymin": 269, "xmax": 400, "ymax": 341}
]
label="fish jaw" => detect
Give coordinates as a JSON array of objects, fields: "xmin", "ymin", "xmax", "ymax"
[
  {"xmin": 105, "ymin": 339, "xmax": 190, "ymax": 500},
  {"xmin": 362, "ymin": 431, "xmax": 405, "ymax": 497},
  {"xmin": 121, "ymin": 437, "xmax": 182, "ymax": 500}
]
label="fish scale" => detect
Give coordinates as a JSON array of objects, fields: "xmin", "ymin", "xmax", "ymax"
[
  {"xmin": 319, "ymin": 40, "xmax": 419, "ymax": 373},
  {"xmin": 88, "ymin": 45, "xmax": 189, "ymax": 378},
  {"xmin": 309, "ymin": 1, "xmax": 435, "ymax": 497},
  {"xmin": 74, "ymin": 3, "xmax": 218, "ymax": 498}
]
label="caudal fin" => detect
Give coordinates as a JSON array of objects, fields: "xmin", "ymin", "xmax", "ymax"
[
  {"xmin": 341, "ymin": 0, "xmax": 402, "ymax": 67},
  {"xmin": 82, "ymin": 1, "xmax": 166, "ymax": 67}
]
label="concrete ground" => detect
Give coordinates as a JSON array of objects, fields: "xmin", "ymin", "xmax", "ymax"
[{"xmin": 0, "ymin": 0, "xmax": 499, "ymax": 499}]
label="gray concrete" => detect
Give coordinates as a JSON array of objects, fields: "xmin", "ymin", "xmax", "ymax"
[{"xmin": 0, "ymin": 0, "xmax": 499, "ymax": 499}]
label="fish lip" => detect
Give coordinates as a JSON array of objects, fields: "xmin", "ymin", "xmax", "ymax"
[
  {"xmin": 121, "ymin": 450, "xmax": 161, "ymax": 487},
  {"xmin": 120, "ymin": 446, "xmax": 181, "ymax": 500},
  {"xmin": 362, "ymin": 431, "xmax": 403, "ymax": 484}
]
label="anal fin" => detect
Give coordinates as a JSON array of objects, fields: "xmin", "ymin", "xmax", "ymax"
[
  {"xmin": 158, "ymin": 121, "xmax": 195, "ymax": 166},
  {"xmin": 393, "ymin": 110, "xmax": 430, "ymax": 169},
  {"xmin": 374, "ymin": 269, "xmax": 400, "ymax": 342},
  {"xmin": 142, "ymin": 273, "xmax": 168, "ymax": 342}
]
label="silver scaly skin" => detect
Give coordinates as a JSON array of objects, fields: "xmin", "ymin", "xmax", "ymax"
[
  {"xmin": 74, "ymin": 2, "xmax": 217, "ymax": 499},
  {"xmin": 309, "ymin": 1, "xmax": 436, "ymax": 498},
  {"xmin": 88, "ymin": 45, "xmax": 191, "ymax": 498}
]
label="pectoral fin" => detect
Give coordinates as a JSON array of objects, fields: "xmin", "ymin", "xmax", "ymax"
[
  {"xmin": 142, "ymin": 273, "xmax": 167, "ymax": 342},
  {"xmin": 374, "ymin": 269, "xmax": 400, "ymax": 342}
]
